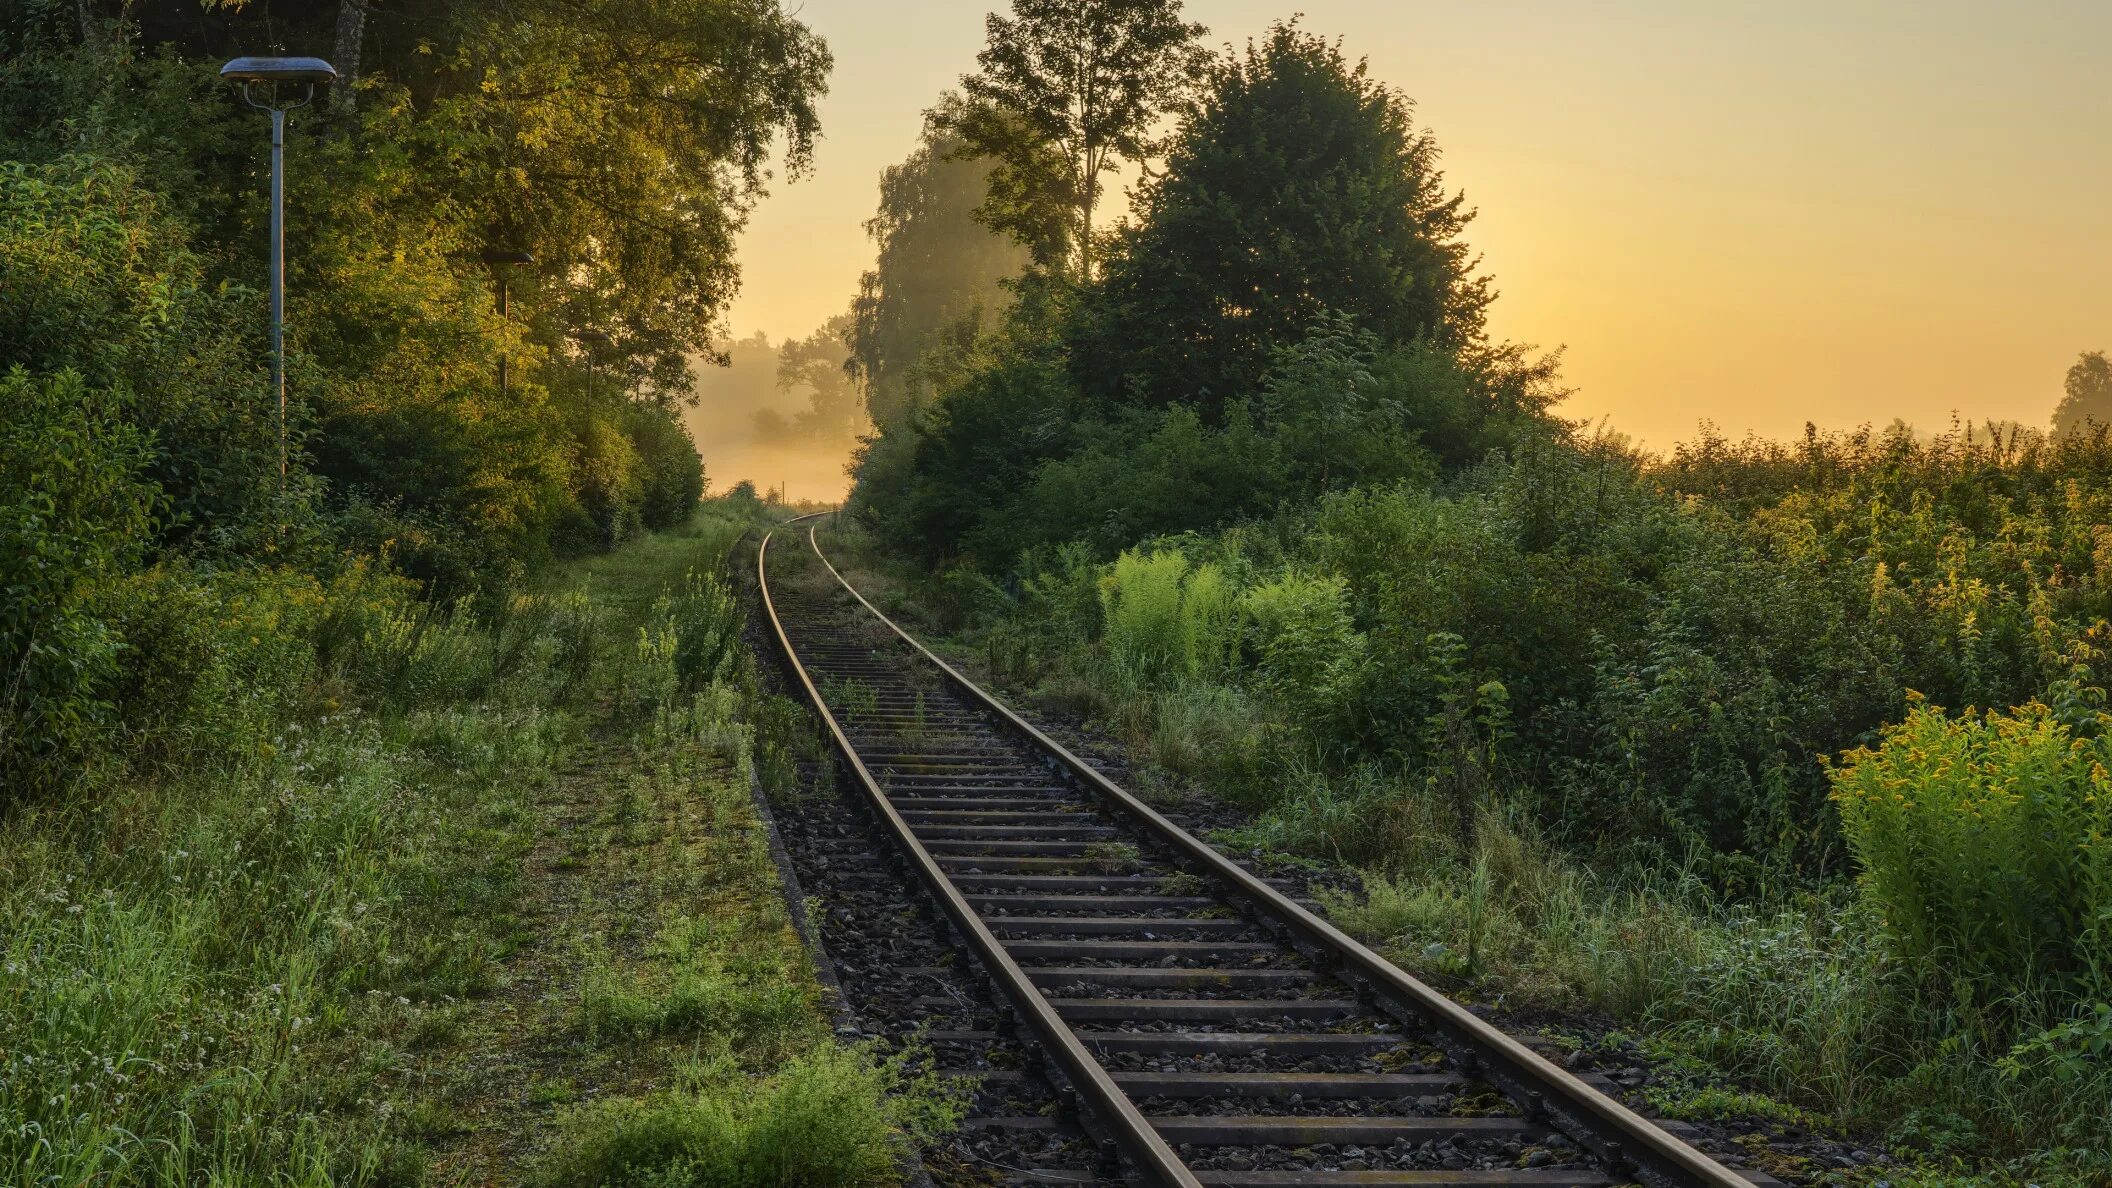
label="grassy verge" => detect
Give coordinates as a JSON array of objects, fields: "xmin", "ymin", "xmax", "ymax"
[
  {"xmin": 0, "ymin": 502, "xmax": 948, "ymax": 1186},
  {"xmin": 814, "ymin": 517, "xmax": 2111, "ymax": 1188}
]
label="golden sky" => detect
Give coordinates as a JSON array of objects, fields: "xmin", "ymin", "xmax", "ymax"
[{"xmin": 719, "ymin": 0, "xmax": 2111, "ymax": 459}]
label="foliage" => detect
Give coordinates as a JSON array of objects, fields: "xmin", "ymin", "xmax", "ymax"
[
  {"xmin": 835, "ymin": 12, "xmax": 2112, "ymax": 1177},
  {"xmin": 1097, "ymin": 548, "xmax": 1239, "ymax": 689},
  {"xmin": 1240, "ymin": 571, "xmax": 1369, "ymax": 755},
  {"xmin": 0, "ymin": 155, "xmax": 287, "ymax": 555},
  {"xmin": 1069, "ymin": 22, "xmax": 1494, "ymax": 415},
  {"xmin": 851, "ymin": 344, "xmax": 1080, "ymax": 565},
  {"xmin": 852, "ymin": 22, "xmax": 1558, "ymax": 571},
  {"xmin": 0, "ymin": 369, "xmax": 159, "ymax": 794},
  {"xmin": 2051, "ymin": 349, "xmax": 2112, "ymax": 437},
  {"xmin": 536, "ymin": 1044, "xmax": 964, "ymax": 1188},
  {"xmin": 1830, "ymin": 691, "xmax": 2112, "ymax": 1015},
  {"xmin": 0, "ymin": 0, "xmax": 820, "ymax": 792},
  {"xmin": 2, "ymin": 0, "xmax": 819, "ymax": 584},
  {"xmin": 936, "ymin": 0, "xmax": 1210, "ymax": 276},
  {"xmin": 848, "ymin": 111, "xmax": 1030, "ymax": 424},
  {"xmin": 0, "ymin": 572, "xmax": 563, "ymax": 1185},
  {"xmin": 0, "ymin": 502, "xmax": 878, "ymax": 1186}
]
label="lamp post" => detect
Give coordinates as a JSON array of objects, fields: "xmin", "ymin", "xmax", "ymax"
[
  {"xmin": 220, "ymin": 55, "xmax": 336, "ymax": 497},
  {"xmin": 571, "ymin": 330, "xmax": 612, "ymax": 402},
  {"xmin": 480, "ymin": 249, "xmax": 533, "ymax": 398}
]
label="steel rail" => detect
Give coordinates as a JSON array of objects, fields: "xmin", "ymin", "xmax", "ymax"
[
  {"xmin": 758, "ymin": 515, "xmax": 1202, "ymax": 1188},
  {"xmin": 800, "ymin": 516, "xmax": 1755, "ymax": 1188}
]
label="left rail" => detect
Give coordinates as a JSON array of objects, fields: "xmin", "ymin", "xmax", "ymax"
[{"xmin": 758, "ymin": 514, "xmax": 1200, "ymax": 1187}]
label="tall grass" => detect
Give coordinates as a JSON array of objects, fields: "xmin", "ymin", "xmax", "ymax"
[
  {"xmin": 1098, "ymin": 548, "xmax": 1240, "ymax": 690},
  {"xmin": 1, "ymin": 501, "xmax": 934, "ymax": 1186},
  {"xmin": 0, "ymin": 677, "xmax": 564, "ymax": 1183},
  {"xmin": 534, "ymin": 1045, "xmax": 964, "ymax": 1188},
  {"xmin": 1830, "ymin": 692, "xmax": 2112, "ymax": 1013}
]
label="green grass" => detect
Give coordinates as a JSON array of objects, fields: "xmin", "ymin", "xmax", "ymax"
[
  {"xmin": 0, "ymin": 500, "xmax": 946, "ymax": 1187},
  {"xmin": 533, "ymin": 1046, "xmax": 964, "ymax": 1188},
  {"xmin": 813, "ymin": 518, "xmax": 2112, "ymax": 1187}
]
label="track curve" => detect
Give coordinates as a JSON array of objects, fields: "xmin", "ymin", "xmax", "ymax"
[{"xmin": 759, "ymin": 514, "xmax": 1773, "ymax": 1188}]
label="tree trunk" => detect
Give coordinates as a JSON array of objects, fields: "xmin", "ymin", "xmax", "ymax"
[
  {"xmin": 1080, "ymin": 165, "xmax": 1095, "ymax": 280},
  {"xmin": 332, "ymin": 0, "xmax": 371, "ymax": 114}
]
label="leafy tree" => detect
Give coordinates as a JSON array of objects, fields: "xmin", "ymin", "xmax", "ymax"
[
  {"xmin": 27, "ymin": 2, "xmax": 831, "ymax": 393},
  {"xmin": 2, "ymin": 2, "xmax": 819, "ymax": 592},
  {"xmin": 2051, "ymin": 350, "xmax": 2112, "ymax": 437},
  {"xmin": 848, "ymin": 108, "xmax": 1032, "ymax": 423},
  {"xmin": 1071, "ymin": 22, "xmax": 1491, "ymax": 416},
  {"xmin": 756, "ymin": 314, "xmax": 867, "ymax": 446},
  {"xmin": 936, "ymin": 0, "xmax": 1209, "ymax": 278}
]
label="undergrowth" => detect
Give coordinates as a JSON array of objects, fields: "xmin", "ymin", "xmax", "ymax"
[
  {"xmin": 0, "ymin": 502, "xmax": 943, "ymax": 1186},
  {"xmin": 819, "ymin": 511, "xmax": 2112, "ymax": 1186}
]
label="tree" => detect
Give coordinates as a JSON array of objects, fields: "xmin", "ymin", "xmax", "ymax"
[
  {"xmin": 936, "ymin": 0, "xmax": 1208, "ymax": 279},
  {"xmin": 760, "ymin": 314, "xmax": 867, "ymax": 446},
  {"xmin": 1, "ymin": 1, "xmax": 829, "ymax": 579},
  {"xmin": 2052, "ymin": 350, "xmax": 2112, "ymax": 437},
  {"xmin": 1070, "ymin": 22, "xmax": 1492, "ymax": 417},
  {"xmin": 848, "ymin": 107, "xmax": 1031, "ymax": 424},
  {"xmin": 48, "ymin": 0, "xmax": 831, "ymax": 396}
]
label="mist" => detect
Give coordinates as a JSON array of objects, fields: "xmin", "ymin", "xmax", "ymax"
[{"xmin": 681, "ymin": 331, "xmax": 862, "ymax": 504}]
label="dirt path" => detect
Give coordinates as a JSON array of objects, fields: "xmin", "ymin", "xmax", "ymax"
[{"xmin": 415, "ymin": 726, "xmax": 622, "ymax": 1183}]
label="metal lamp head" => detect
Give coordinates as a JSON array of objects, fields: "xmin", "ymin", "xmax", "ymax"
[
  {"xmin": 220, "ymin": 57, "xmax": 338, "ymax": 83},
  {"xmin": 481, "ymin": 250, "xmax": 535, "ymax": 267},
  {"xmin": 221, "ymin": 57, "xmax": 336, "ymax": 110}
]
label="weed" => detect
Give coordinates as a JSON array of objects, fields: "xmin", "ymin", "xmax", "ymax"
[
  {"xmin": 1083, "ymin": 840, "xmax": 1142, "ymax": 873},
  {"xmin": 533, "ymin": 1044, "xmax": 964, "ymax": 1188},
  {"xmin": 821, "ymin": 675, "xmax": 880, "ymax": 718}
]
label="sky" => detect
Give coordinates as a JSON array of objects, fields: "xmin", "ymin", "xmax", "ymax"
[{"xmin": 711, "ymin": 0, "xmax": 2110, "ymax": 488}]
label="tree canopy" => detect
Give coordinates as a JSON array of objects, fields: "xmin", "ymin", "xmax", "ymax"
[
  {"xmin": 2052, "ymin": 350, "xmax": 2112, "ymax": 437},
  {"xmin": 1, "ymin": 0, "xmax": 825, "ymax": 606},
  {"xmin": 848, "ymin": 109, "xmax": 1032, "ymax": 425},
  {"xmin": 935, "ymin": 0, "xmax": 1208, "ymax": 278},
  {"xmin": 1069, "ymin": 23, "xmax": 1491, "ymax": 418}
]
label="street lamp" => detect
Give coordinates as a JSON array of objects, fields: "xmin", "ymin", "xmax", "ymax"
[
  {"xmin": 480, "ymin": 249, "xmax": 534, "ymax": 398},
  {"xmin": 220, "ymin": 55, "xmax": 336, "ymax": 496}
]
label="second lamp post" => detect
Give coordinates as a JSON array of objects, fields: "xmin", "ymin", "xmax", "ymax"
[{"xmin": 219, "ymin": 55, "xmax": 336, "ymax": 495}]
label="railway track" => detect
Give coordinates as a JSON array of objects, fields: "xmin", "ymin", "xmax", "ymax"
[{"xmin": 759, "ymin": 515, "xmax": 1775, "ymax": 1188}]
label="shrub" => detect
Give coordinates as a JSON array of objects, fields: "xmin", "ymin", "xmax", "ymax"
[
  {"xmin": 626, "ymin": 404, "xmax": 706, "ymax": 529},
  {"xmin": 571, "ymin": 413, "xmax": 647, "ymax": 549},
  {"xmin": 535, "ymin": 1045, "xmax": 961, "ymax": 1188},
  {"xmin": 1097, "ymin": 548, "xmax": 1239, "ymax": 689},
  {"xmin": 0, "ymin": 368, "xmax": 159, "ymax": 794},
  {"xmin": 0, "ymin": 156, "xmax": 286, "ymax": 555},
  {"xmin": 1829, "ymin": 691, "xmax": 2112, "ymax": 1019},
  {"xmin": 93, "ymin": 564, "xmax": 327, "ymax": 768},
  {"xmin": 1240, "ymin": 568, "xmax": 1368, "ymax": 750}
]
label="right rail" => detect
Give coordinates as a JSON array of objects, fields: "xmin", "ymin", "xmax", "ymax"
[{"xmin": 761, "ymin": 514, "xmax": 1770, "ymax": 1188}]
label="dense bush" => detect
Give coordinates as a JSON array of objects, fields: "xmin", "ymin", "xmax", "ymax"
[
  {"xmin": 0, "ymin": 369, "xmax": 159, "ymax": 793},
  {"xmin": 831, "ymin": 6, "xmax": 2112, "ymax": 1172},
  {"xmin": 0, "ymin": 156, "xmax": 287, "ymax": 555},
  {"xmin": 1831, "ymin": 691, "xmax": 2112, "ymax": 1018}
]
